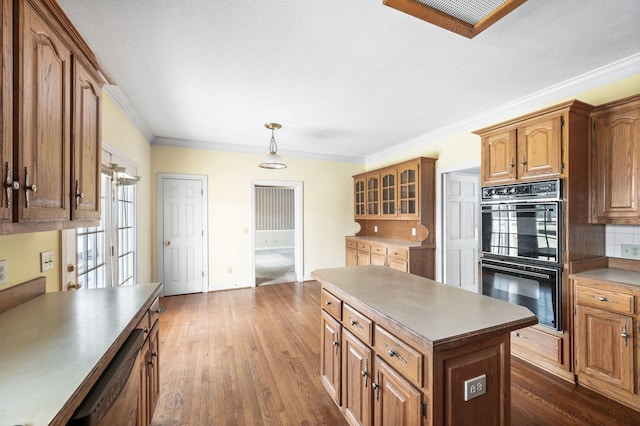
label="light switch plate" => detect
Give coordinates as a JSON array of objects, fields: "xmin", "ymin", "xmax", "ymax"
[{"xmin": 41, "ymin": 250, "xmax": 54, "ymax": 272}]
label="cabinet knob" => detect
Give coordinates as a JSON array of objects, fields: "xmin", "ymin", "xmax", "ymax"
[
  {"xmin": 67, "ymin": 282, "xmax": 82, "ymax": 291},
  {"xmin": 325, "ymin": 300, "xmax": 332, "ymax": 306}
]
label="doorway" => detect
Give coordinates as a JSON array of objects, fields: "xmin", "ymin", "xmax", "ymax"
[
  {"xmin": 252, "ymin": 180, "xmax": 303, "ymax": 286},
  {"xmin": 157, "ymin": 174, "xmax": 208, "ymax": 296},
  {"xmin": 441, "ymin": 167, "xmax": 481, "ymax": 293}
]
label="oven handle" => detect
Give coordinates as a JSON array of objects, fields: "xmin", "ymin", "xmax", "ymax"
[
  {"xmin": 482, "ymin": 262, "xmax": 551, "ymax": 279},
  {"xmin": 481, "ymin": 207, "xmax": 553, "ymax": 214}
]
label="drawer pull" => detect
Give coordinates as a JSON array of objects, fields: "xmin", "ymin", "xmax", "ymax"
[
  {"xmin": 388, "ymin": 348, "xmax": 397, "ymax": 357},
  {"xmin": 598, "ymin": 297, "xmax": 609, "ymax": 302},
  {"xmin": 325, "ymin": 300, "xmax": 332, "ymax": 306},
  {"xmin": 350, "ymin": 318, "xmax": 360, "ymax": 328},
  {"xmin": 384, "ymin": 343, "xmax": 408, "ymax": 364}
]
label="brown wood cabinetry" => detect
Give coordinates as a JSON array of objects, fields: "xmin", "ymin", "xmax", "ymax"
[
  {"xmin": 137, "ymin": 296, "xmax": 161, "ymax": 426},
  {"xmin": 571, "ymin": 264, "xmax": 640, "ymax": 412},
  {"xmin": 0, "ymin": 0, "xmax": 109, "ymax": 234},
  {"xmin": 589, "ymin": 94, "xmax": 640, "ymax": 224},
  {"xmin": 315, "ymin": 267, "xmax": 537, "ymax": 426},
  {"xmin": 346, "ymin": 237, "xmax": 433, "ymax": 278},
  {"xmin": 478, "ymin": 108, "xmax": 564, "ymax": 186}
]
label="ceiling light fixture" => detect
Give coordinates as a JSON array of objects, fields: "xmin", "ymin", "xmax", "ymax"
[
  {"xmin": 383, "ymin": 0, "xmax": 526, "ymax": 38},
  {"xmin": 259, "ymin": 123, "xmax": 287, "ymax": 169}
]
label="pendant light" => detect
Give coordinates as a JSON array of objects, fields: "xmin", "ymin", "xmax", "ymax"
[{"xmin": 259, "ymin": 123, "xmax": 287, "ymax": 169}]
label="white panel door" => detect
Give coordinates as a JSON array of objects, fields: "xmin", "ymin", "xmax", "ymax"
[
  {"xmin": 444, "ymin": 173, "xmax": 480, "ymax": 292},
  {"xmin": 162, "ymin": 178, "xmax": 205, "ymax": 296}
]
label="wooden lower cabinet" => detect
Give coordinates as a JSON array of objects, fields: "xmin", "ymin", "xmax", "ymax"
[
  {"xmin": 343, "ymin": 329, "xmax": 372, "ymax": 426},
  {"xmin": 321, "ymin": 310, "xmax": 342, "ymax": 404},
  {"xmin": 571, "ymin": 272, "xmax": 640, "ymax": 413},
  {"xmin": 373, "ymin": 357, "xmax": 423, "ymax": 426},
  {"xmin": 345, "ymin": 237, "xmax": 433, "ymax": 279},
  {"xmin": 137, "ymin": 297, "xmax": 161, "ymax": 426}
]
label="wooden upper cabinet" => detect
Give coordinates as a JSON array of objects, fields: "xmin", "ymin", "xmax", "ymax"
[
  {"xmin": 354, "ymin": 176, "xmax": 366, "ymax": 219},
  {"xmin": 517, "ymin": 114, "xmax": 563, "ymax": 180},
  {"xmin": 380, "ymin": 168, "xmax": 397, "ymax": 218},
  {"xmin": 478, "ymin": 113, "xmax": 563, "ymax": 186},
  {"xmin": 0, "ymin": 0, "xmax": 11, "ymax": 223},
  {"xmin": 72, "ymin": 58, "xmax": 102, "ymax": 220},
  {"xmin": 15, "ymin": 0, "xmax": 71, "ymax": 222},
  {"xmin": 590, "ymin": 95, "xmax": 640, "ymax": 224},
  {"xmin": 398, "ymin": 161, "xmax": 420, "ymax": 219},
  {"xmin": 366, "ymin": 174, "xmax": 380, "ymax": 217},
  {"xmin": 481, "ymin": 130, "xmax": 517, "ymax": 185}
]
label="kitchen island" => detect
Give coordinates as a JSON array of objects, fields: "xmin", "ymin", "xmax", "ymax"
[
  {"xmin": 0, "ymin": 280, "xmax": 162, "ymax": 426},
  {"xmin": 311, "ymin": 266, "xmax": 537, "ymax": 426}
]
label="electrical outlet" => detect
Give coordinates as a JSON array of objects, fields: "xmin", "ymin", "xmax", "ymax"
[
  {"xmin": 621, "ymin": 244, "xmax": 640, "ymax": 259},
  {"xmin": 41, "ymin": 250, "xmax": 54, "ymax": 272},
  {"xmin": 0, "ymin": 259, "xmax": 7, "ymax": 285},
  {"xmin": 411, "ymin": 227, "xmax": 417, "ymax": 236},
  {"xmin": 464, "ymin": 374, "xmax": 486, "ymax": 401},
  {"xmin": 374, "ymin": 226, "xmax": 378, "ymax": 232}
]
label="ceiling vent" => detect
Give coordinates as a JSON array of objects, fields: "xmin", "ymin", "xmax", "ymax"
[{"xmin": 383, "ymin": 0, "xmax": 526, "ymax": 38}]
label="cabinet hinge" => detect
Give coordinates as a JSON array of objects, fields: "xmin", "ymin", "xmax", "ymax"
[{"xmin": 421, "ymin": 402, "xmax": 428, "ymax": 419}]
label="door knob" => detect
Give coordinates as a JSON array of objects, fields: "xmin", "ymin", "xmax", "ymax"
[
  {"xmin": 67, "ymin": 264, "xmax": 76, "ymax": 272},
  {"xmin": 164, "ymin": 241, "xmax": 171, "ymax": 246},
  {"xmin": 67, "ymin": 282, "xmax": 82, "ymax": 291}
]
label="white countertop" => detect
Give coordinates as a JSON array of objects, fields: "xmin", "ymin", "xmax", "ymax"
[
  {"xmin": 311, "ymin": 266, "xmax": 537, "ymax": 345},
  {"xmin": 0, "ymin": 283, "xmax": 161, "ymax": 426},
  {"xmin": 570, "ymin": 268, "xmax": 640, "ymax": 287}
]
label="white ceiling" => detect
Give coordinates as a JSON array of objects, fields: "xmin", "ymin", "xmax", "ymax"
[{"xmin": 57, "ymin": 0, "xmax": 640, "ymax": 163}]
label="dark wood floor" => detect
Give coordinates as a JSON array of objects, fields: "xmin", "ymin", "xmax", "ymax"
[{"xmin": 152, "ymin": 281, "xmax": 639, "ymax": 426}]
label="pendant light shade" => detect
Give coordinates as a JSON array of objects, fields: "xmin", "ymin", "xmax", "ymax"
[{"xmin": 259, "ymin": 123, "xmax": 287, "ymax": 169}]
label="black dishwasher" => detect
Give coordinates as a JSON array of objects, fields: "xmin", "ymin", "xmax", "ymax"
[{"xmin": 68, "ymin": 328, "xmax": 144, "ymax": 426}]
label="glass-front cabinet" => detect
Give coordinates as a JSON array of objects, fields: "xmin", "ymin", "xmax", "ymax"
[
  {"xmin": 354, "ymin": 177, "xmax": 366, "ymax": 219},
  {"xmin": 366, "ymin": 175, "xmax": 380, "ymax": 217},
  {"xmin": 380, "ymin": 168, "xmax": 397, "ymax": 218},
  {"xmin": 398, "ymin": 163, "xmax": 419, "ymax": 219}
]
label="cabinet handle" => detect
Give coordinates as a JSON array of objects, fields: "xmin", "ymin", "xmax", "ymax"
[
  {"xmin": 509, "ymin": 158, "xmax": 515, "ymax": 169},
  {"xmin": 24, "ymin": 167, "xmax": 37, "ymax": 208},
  {"xmin": 372, "ymin": 371, "xmax": 380, "ymax": 400},
  {"xmin": 361, "ymin": 359, "xmax": 369, "ymax": 387},
  {"xmin": 332, "ymin": 339, "xmax": 339, "ymax": 355},
  {"xmin": 388, "ymin": 348, "xmax": 397, "ymax": 358},
  {"xmin": 598, "ymin": 297, "xmax": 609, "ymax": 302},
  {"xmin": 75, "ymin": 180, "xmax": 84, "ymax": 209},
  {"xmin": 4, "ymin": 162, "xmax": 18, "ymax": 208},
  {"xmin": 621, "ymin": 324, "xmax": 628, "ymax": 347},
  {"xmin": 325, "ymin": 300, "xmax": 332, "ymax": 306},
  {"xmin": 520, "ymin": 156, "xmax": 527, "ymax": 173}
]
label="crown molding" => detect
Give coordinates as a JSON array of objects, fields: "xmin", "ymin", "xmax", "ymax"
[
  {"xmin": 103, "ymin": 85, "xmax": 155, "ymax": 142},
  {"xmin": 365, "ymin": 52, "xmax": 640, "ymax": 165},
  {"xmin": 152, "ymin": 137, "xmax": 364, "ymax": 164}
]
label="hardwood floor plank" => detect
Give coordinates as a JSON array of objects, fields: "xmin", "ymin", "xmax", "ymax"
[{"xmin": 152, "ymin": 281, "xmax": 639, "ymax": 426}]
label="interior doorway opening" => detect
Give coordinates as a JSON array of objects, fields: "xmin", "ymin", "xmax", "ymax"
[{"xmin": 252, "ymin": 180, "xmax": 303, "ymax": 286}]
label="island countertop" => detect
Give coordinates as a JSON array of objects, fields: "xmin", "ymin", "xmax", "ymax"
[
  {"xmin": 311, "ymin": 266, "xmax": 537, "ymax": 346},
  {"xmin": 0, "ymin": 282, "xmax": 162, "ymax": 426}
]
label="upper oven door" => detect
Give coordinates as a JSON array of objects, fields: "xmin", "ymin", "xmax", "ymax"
[{"xmin": 481, "ymin": 201, "xmax": 561, "ymax": 264}]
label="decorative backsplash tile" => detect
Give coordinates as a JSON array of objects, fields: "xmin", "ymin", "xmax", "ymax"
[{"xmin": 606, "ymin": 224, "xmax": 640, "ymax": 258}]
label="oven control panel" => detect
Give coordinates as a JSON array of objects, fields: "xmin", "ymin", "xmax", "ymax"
[{"xmin": 482, "ymin": 179, "xmax": 560, "ymax": 201}]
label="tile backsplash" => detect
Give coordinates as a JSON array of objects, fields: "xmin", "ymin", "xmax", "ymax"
[{"xmin": 606, "ymin": 224, "xmax": 640, "ymax": 258}]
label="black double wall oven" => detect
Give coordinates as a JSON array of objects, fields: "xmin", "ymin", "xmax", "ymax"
[{"xmin": 481, "ymin": 180, "xmax": 563, "ymax": 330}]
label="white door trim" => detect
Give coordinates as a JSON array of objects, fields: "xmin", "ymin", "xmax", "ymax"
[
  {"xmin": 156, "ymin": 173, "xmax": 209, "ymax": 294},
  {"xmin": 251, "ymin": 179, "xmax": 303, "ymax": 287},
  {"xmin": 435, "ymin": 161, "xmax": 481, "ymax": 283}
]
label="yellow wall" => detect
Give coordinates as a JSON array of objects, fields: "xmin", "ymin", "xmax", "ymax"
[
  {"xmin": 151, "ymin": 146, "xmax": 362, "ymax": 290},
  {"xmin": 366, "ymin": 73, "xmax": 640, "ymax": 171},
  {"xmin": 0, "ymin": 92, "xmax": 152, "ymax": 292}
]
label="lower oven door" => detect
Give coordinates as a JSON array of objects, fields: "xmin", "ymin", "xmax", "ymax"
[{"xmin": 481, "ymin": 258, "xmax": 562, "ymax": 330}]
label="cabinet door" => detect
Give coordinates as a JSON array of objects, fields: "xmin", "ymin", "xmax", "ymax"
[
  {"xmin": 148, "ymin": 322, "xmax": 160, "ymax": 420},
  {"xmin": 591, "ymin": 100, "xmax": 640, "ymax": 222},
  {"xmin": 481, "ymin": 130, "xmax": 517, "ymax": 185},
  {"xmin": 346, "ymin": 246, "xmax": 358, "ymax": 267},
  {"xmin": 137, "ymin": 339, "xmax": 150, "ymax": 426},
  {"xmin": 321, "ymin": 310, "xmax": 342, "ymax": 404},
  {"xmin": 0, "ymin": 0, "xmax": 11, "ymax": 222},
  {"xmin": 16, "ymin": 0, "xmax": 71, "ymax": 222},
  {"xmin": 398, "ymin": 163, "xmax": 419, "ymax": 219},
  {"xmin": 373, "ymin": 357, "xmax": 422, "ymax": 426},
  {"xmin": 380, "ymin": 169, "xmax": 397, "ymax": 218},
  {"xmin": 576, "ymin": 306, "xmax": 634, "ymax": 393},
  {"xmin": 357, "ymin": 251, "xmax": 371, "ymax": 266},
  {"xmin": 71, "ymin": 58, "xmax": 102, "ymax": 220},
  {"xmin": 343, "ymin": 330, "xmax": 372, "ymax": 426},
  {"xmin": 388, "ymin": 258, "xmax": 408, "ymax": 273},
  {"xmin": 354, "ymin": 177, "xmax": 366, "ymax": 219},
  {"xmin": 366, "ymin": 175, "xmax": 380, "ymax": 217},
  {"xmin": 516, "ymin": 115, "xmax": 563, "ymax": 180}
]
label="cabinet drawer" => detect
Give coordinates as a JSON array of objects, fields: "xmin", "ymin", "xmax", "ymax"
[
  {"xmin": 375, "ymin": 326, "xmax": 423, "ymax": 387},
  {"xmin": 371, "ymin": 244, "xmax": 387, "ymax": 256},
  {"xmin": 346, "ymin": 240, "xmax": 357, "ymax": 250},
  {"xmin": 343, "ymin": 304, "xmax": 372, "ymax": 345},
  {"xmin": 511, "ymin": 326, "xmax": 562, "ymax": 364},
  {"xmin": 321, "ymin": 289, "xmax": 342, "ymax": 320},
  {"xmin": 387, "ymin": 248, "xmax": 408, "ymax": 261},
  {"xmin": 576, "ymin": 285, "xmax": 634, "ymax": 315},
  {"xmin": 357, "ymin": 242, "xmax": 371, "ymax": 252},
  {"xmin": 149, "ymin": 297, "xmax": 161, "ymax": 327}
]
